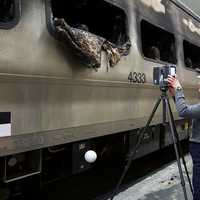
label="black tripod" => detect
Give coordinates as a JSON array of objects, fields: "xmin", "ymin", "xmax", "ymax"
[{"xmin": 110, "ymin": 87, "xmax": 193, "ymax": 200}]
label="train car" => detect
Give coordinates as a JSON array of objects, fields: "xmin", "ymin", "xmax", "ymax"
[{"xmin": 0, "ymin": 0, "xmax": 199, "ymax": 196}]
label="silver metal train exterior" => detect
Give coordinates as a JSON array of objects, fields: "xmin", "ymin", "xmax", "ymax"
[{"xmin": 0, "ymin": 0, "xmax": 199, "ymax": 184}]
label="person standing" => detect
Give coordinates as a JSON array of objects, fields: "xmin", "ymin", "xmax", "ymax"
[{"xmin": 168, "ymin": 75, "xmax": 200, "ymax": 200}]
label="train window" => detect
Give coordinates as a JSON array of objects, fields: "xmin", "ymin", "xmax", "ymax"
[
  {"xmin": 45, "ymin": 0, "xmax": 131, "ymax": 68},
  {"xmin": 183, "ymin": 40, "xmax": 200, "ymax": 70},
  {"xmin": 140, "ymin": 20, "xmax": 176, "ymax": 64},
  {"xmin": 47, "ymin": 0, "xmax": 129, "ymax": 46},
  {"xmin": 0, "ymin": 0, "xmax": 20, "ymax": 29}
]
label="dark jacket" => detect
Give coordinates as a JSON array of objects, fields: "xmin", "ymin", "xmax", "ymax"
[{"xmin": 175, "ymin": 90, "xmax": 200, "ymax": 143}]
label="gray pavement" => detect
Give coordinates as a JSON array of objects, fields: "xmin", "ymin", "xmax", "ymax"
[{"xmin": 113, "ymin": 155, "xmax": 193, "ymax": 200}]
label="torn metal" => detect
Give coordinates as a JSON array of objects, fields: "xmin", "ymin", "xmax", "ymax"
[{"xmin": 54, "ymin": 18, "xmax": 131, "ymax": 69}]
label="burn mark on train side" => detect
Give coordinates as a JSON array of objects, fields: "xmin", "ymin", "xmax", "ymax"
[
  {"xmin": 183, "ymin": 18, "xmax": 200, "ymax": 37},
  {"xmin": 140, "ymin": 0, "xmax": 166, "ymax": 14},
  {"xmin": 46, "ymin": 0, "xmax": 131, "ymax": 69}
]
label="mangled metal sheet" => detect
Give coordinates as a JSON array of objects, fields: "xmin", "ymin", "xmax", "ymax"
[{"xmin": 54, "ymin": 18, "xmax": 131, "ymax": 69}]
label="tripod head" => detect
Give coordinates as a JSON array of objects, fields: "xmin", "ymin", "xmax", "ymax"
[{"xmin": 160, "ymin": 85, "xmax": 169, "ymax": 94}]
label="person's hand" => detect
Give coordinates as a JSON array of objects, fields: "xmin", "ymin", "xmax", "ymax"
[{"xmin": 167, "ymin": 75, "xmax": 182, "ymax": 96}]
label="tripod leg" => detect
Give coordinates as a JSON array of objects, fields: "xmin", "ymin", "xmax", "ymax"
[
  {"xmin": 110, "ymin": 97, "xmax": 162, "ymax": 200},
  {"xmin": 162, "ymin": 97, "xmax": 167, "ymax": 125},
  {"xmin": 166, "ymin": 98, "xmax": 193, "ymax": 194},
  {"xmin": 165, "ymin": 97, "xmax": 188, "ymax": 200}
]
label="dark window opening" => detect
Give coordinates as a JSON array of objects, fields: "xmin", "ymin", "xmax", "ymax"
[
  {"xmin": 0, "ymin": 0, "xmax": 20, "ymax": 29},
  {"xmin": 183, "ymin": 40, "xmax": 200, "ymax": 70},
  {"xmin": 49, "ymin": 0, "xmax": 129, "ymax": 46},
  {"xmin": 141, "ymin": 20, "xmax": 177, "ymax": 64}
]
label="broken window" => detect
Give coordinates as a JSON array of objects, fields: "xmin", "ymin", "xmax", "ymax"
[
  {"xmin": 46, "ymin": 0, "xmax": 131, "ymax": 69},
  {"xmin": 0, "ymin": 0, "xmax": 20, "ymax": 29},
  {"xmin": 141, "ymin": 20, "xmax": 177, "ymax": 64},
  {"xmin": 183, "ymin": 40, "xmax": 200, "ymax": 70}
]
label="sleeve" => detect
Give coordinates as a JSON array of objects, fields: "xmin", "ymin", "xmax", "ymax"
[{"xmin": 175, "ymin": 90, "xmax": 200, "ymax": 119}]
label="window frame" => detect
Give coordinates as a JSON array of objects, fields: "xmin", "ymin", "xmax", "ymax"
[
  {"xmin": 138, "ymin": 18, "xmax": 177, "ymax": 65},
  {"xmin": 0, "ymin": 0, "xmax": 21, "ymax": 29},
  {"xmin": 183, "ymin": 39, "xmax": 200, "ymax": 72},
  {"xmin": 45, "ymin": 0, "xmax": 130, "ymax": 45},
  {"xmin": 45, "ymin": 0, "xmax": 56, "ymax": 39}
]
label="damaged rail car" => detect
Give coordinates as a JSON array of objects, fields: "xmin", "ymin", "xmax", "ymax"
[{"xmin": 0, "ymin": 0, "xmax": 198, "ymax": 196}]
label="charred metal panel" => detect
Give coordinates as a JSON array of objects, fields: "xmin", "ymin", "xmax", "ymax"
[
  {"xmin": 45, "ymin": 0, "xmax": 131, "ymax": 69},
  {"xmin": 0, "ymin": 0, "xmax": 21, "ymax": 29},
  {"xmin": 177, "ymin": 6, "xmax": 200, "ymax": 46},
  {"xmin": 136, "ymin": 0, "xmax": 178, "ymax": 33},
  {"xmin": 135, "ymin": 0, "xmax": 178, "ymax": 66}
]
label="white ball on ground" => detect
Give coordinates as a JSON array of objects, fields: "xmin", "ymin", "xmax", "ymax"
[{"xmin": 84, "ymin": 150, "xmax": 97, "ymax": 163}]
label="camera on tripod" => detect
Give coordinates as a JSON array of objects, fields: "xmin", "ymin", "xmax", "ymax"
[{"xmin": 153, "ymin": 65, "xmax": 176, "ymax": 87}]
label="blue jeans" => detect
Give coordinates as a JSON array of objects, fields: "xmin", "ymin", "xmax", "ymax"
[{"xmin": 189, "ymin": 142, "xmax": 200, "ymax": 200}]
